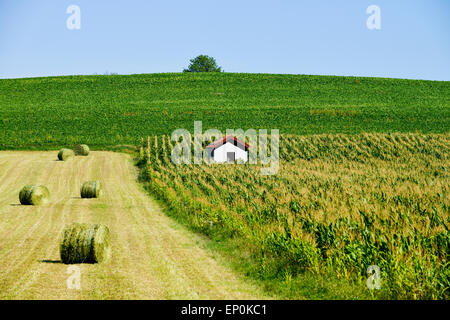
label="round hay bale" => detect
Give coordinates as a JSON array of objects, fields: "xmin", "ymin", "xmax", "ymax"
[
  {"xmin": 80, "ymin": 181, "xmax": 102, "ymax": 198},
  {"xmin": 19, "ymin": 185, "xmax": 50, "ymax": 205},
  {"xmin": 60, "ymin": 223, "xmax": 111, "ymax": 264},
  {"xmin": 74, "ymin": 144, "xmax": 90, "ymax": 156},
  {"xmin": 58, "ymin": 148, "xmax": 75, "ymax": 161}
]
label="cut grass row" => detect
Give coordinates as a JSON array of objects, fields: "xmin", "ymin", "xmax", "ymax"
[{"xmin": 0, "ymin": 151, "xmax": 269, "ymax": 299}]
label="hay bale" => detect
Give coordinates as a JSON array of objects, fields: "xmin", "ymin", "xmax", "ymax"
[
  {"xmin": 58, "ymin": 148, "xmax": 75, "ymax": 161},
  {"xmin": 19, "ymin": 185, "xmax": 50, "ymax": 205},
  {"xmin": 74, "ymin": 144, "xmax": 90, "ymax": 156},
  {"xmin": 81, "ymin": 181, "xmax": 102, "ymax": 198},
  {"xmin": 60, "ymin": 223, "xmax": 111, "ymax": 264}
]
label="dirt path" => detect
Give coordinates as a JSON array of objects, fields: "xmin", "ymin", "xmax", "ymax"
[{"xmin": 0, "ymin": 151, "xmax": 270, "ymax": 300}]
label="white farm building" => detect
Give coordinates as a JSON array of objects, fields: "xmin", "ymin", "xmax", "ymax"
[{"xmin": 205, "ymin": 136, "xmax": 249, "ymax": 163}]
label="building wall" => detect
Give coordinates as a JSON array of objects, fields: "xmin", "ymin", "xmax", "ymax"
[{"xmin": 213, "ymin": 142, "xmax": 248, "ymax": 163}]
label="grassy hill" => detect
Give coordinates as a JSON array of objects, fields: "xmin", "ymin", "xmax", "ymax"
[{"xmin": 0, "ymin": 73, "xmax": 449, "ymax": 150}]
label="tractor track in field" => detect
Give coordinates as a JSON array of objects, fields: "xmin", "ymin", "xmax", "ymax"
[{"xmin": 0, "ymin": 151, "xmax": 270, "ymax": 300}]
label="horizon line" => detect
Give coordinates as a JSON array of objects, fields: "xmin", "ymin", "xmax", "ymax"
[{"xmin": 0, "ymin": 71, "xmax": 448, "ymax": 82}]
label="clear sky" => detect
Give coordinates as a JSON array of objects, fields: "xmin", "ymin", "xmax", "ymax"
[{"xmin": 0, "ymin": 0, "xmax": 449, "ymax": 80}]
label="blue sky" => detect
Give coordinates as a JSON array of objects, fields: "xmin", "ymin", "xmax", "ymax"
[{"xmin": 0, "ymin": 0, "xmax": 449, "ymax": 80}]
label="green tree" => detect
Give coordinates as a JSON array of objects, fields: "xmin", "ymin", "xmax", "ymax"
[{"xmin": 183, "ymin": 55, "xmax": 222, "ymax": 73}]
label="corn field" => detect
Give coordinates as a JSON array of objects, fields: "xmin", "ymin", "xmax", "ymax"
[{"xmin": 138, "ymin": 133, "xmax": 449, "ymax": 299}]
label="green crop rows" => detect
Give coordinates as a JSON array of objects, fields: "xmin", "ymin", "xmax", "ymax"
[
  {"xmin": 0, "ymin": 73, "xmax": 449, "ymax": 150},
  {"xmin": 139, "ymin": 133, "xmax": 449, "ymax": 299}
]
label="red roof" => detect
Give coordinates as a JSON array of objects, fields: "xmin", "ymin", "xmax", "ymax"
[{"xmin": 205, "ymin": 136, "xmax": 249, "ymax": 150}]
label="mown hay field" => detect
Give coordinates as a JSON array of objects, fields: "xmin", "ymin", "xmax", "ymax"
[
  {"xmin": 139, "ymin": 133, "xmax": 449, "ymax": 299},
  {"xmin": 0, "ymin": 73, "xmax": 449, "ymax": 150},
  {"xmin": 0, "ymin": 151, "xmax": 269, "ymax": 299}
]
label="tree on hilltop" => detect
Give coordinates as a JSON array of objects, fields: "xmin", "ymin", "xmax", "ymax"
[{"xmin": 183, "ymin": 55, "xmax": 222, "ymax": 73}]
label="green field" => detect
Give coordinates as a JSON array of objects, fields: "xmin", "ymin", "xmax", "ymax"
[
  {"xmin": 0, "ymin": 73, "xmax": 449, "ymax": 150},
  {"xmin": 0, "ymin": 73, "xmax": 448, "ymax": 300}
]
